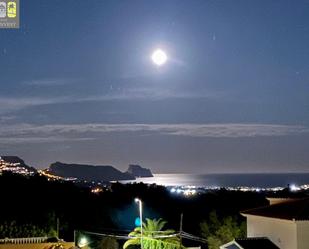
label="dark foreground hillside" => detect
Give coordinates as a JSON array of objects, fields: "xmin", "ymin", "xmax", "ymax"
[{"xmin": 0, "ymin": 172, "xmax": 306, "ymax": 241}]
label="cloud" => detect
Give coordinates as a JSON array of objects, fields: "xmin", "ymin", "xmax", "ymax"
[
  {"xmin": 0, "ymin": 86, "xmax": 221, "ymax": 114},
  {"xmin": 82, "ymin": 88, "xmax": 214, "ymax": 101},
  {"xmin": 0, "ymin": 96, "xmax": 72, "ymax": 114},
  {"xmin": 102, "ymin": 87, "xmax": 222, "ymax": 100},
  {"xmin": 0, "ymin": 137, "xmax": 94, "ymax": 144},
  {"xmin": 0, "ymin": 115, "xmax": 16, "ymax": 123},
  {"xmin": 0, "ymin": 123, "xmax": 308, "ymax": 144},
  {"xmin": 23, "ymin": 78, "xmax": 76, "ymax": 86},
  {"xmin": 0, "ymin": 78, "xmax": 82, "ymax": 114}
]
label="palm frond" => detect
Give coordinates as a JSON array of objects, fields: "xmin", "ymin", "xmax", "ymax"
[
  {"xmin": 123, "ymin": 238, "xmax": 140, "ymax": 249},
  {"xmin": 124, "ymin": 218, "xmax": 183, "ymax": 249}
]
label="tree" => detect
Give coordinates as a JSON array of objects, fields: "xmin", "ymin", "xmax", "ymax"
[
  {"xmin": 200, "ymin": 211, "xmax": 246, "ymax": 249},
  {"xmin": 123, "ymin": 218, "xmax": 181, "ymax": 249}
]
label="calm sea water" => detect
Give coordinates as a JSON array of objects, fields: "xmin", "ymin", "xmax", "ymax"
[{"xmin": 120, "ymin": 173, "xmax": 309, "ymax": 188}]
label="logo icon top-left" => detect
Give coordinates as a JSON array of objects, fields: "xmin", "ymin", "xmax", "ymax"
[{"xmin": 0, "ymin": 2, "xmax": 6, "ymax": 18}]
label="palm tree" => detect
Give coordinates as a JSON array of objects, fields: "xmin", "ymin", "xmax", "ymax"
[{"xmin": 123, "ymin": 218, "xmax": 182, "ymax": 249}]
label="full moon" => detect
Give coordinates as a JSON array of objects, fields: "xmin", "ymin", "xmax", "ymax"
[{"xmin": 151, "ymin": 49, "xmax": 167, "ymax": 66}]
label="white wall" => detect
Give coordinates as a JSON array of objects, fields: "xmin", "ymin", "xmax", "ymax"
[
  {"xmin": 246, "ymin": 215, "xmax": 297, "ymax": 249},
  {"xmin": 296, "ymin": 221, "xmax": 309, "ymax": 249},
  {"xmin": 266, "ymin": 198, "xmax": 293, "ymax": 206}
]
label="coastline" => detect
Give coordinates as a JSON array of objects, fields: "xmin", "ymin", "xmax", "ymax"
[{"xmin": 119, "ymin": 173, "xmax": 309, "ymax": 189}]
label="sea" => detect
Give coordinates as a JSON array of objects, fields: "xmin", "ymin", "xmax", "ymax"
[{"xmin": 120, "ymin": 173, "xmax": 309, "ymax": 188}]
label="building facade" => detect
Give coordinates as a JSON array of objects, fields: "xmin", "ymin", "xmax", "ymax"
[{"xmin": 241, "ymin": 198, "xmax": 309, "ymax": 249}]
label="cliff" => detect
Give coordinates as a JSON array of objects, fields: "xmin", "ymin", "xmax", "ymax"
[{"xmin": 126, "ymin": 164, "xmax": 153, "ymax": 177}]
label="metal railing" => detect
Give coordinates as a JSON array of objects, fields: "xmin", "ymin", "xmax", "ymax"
[{"xmin": 0, "ymin": 236, "xmax": 48, "ymax": 244}]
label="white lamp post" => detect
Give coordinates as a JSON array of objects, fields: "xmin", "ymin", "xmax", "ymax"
[{"xmin": 135, "ymin": 198, "xmax": 143, "ymax": 249}]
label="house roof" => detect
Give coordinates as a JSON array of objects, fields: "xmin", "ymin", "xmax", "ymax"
[
  {"xmin": 235, "ymin": 238, "xmax": 279, "ymax": 249},
  {"xmin": 241, "ymin": 197, "xmax": 309, "ymax": 221},
  {"xmin": 221, "ymin": 238, "xmax": 279, "ymax": 249}
]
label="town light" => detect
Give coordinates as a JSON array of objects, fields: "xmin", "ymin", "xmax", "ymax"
[{"xmin": 78, "ymin": 237, "xmax": 88, "ymax": 247}]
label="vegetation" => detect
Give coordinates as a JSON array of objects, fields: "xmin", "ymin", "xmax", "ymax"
[
  {"xmin": 0, "ymin": 221, "xmax": 51, "ymax": 238},
  {"xmin": 200, "ymin": 211, "xmax": 246, "ymax": 249},
  {"xmin": 2, "ymin": 172, "xmax": 299, "ymax": 243},
  {"xmin": 99, "ymin": 237, "xmax": 119, "ymax": 249},
  {"xmin": 124, "ymin": 218, "xmax": 182, "ymax": 249}
]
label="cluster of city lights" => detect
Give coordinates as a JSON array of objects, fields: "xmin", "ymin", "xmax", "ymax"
[
  {"xmin": 168, "ymin": 183, "xmax": 308, "ymax": 196},
  {"xmin": 91, "ymin": 187, "xmax": 103, "ymax": 194},
  {"xmin": 39, "ymin": 170, "xmax": 77, "ymax": 182},
  {"xmin": 289, "ymin": 184, "xmax": 301, "ymax": 192},
  {"xmin": 170, "ymin": 186, "xmax": 198, "ymax": 196},
  {"xmin": 0, "ymin": 159, "xmax": 35, "ymax": 176}
]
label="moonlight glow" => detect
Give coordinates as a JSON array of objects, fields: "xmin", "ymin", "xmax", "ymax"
[{"xmin": 151, "ymin": 49, "xmax": 167, "ymax": 66}]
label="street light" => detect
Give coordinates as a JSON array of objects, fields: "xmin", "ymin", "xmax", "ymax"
[{"xmin": 135, "ymin": 198, "xmax": 143, "ymax": 249}]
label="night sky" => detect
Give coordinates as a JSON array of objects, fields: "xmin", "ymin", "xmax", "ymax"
[{"xmin": 0, "ymin": 0, "xmax": 308, "ymax": 173}]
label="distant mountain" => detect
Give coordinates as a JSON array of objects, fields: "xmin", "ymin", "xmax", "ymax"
[
  {"xmin": 46, "ymin": 162, "xmax": 136, "ymax": 182},
  {"xmin": 126, "ymin": 164, "xmax": 153, "ymax": 177},
  {"xmin": 0, "ymin": 156, "xmax": 37, "ymax": 175},
  {"xmin": 1, "ymin": 156, "xmax": 25, "ymax": 165}
]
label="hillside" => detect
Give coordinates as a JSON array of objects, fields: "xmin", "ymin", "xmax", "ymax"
[
  {"xmin": 46, "ymin": 162, "xmax": 136, "ymax": 181},
  {"xmin": 0, "ymin": 156, "xmax": 37, "ymax": 175}
]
